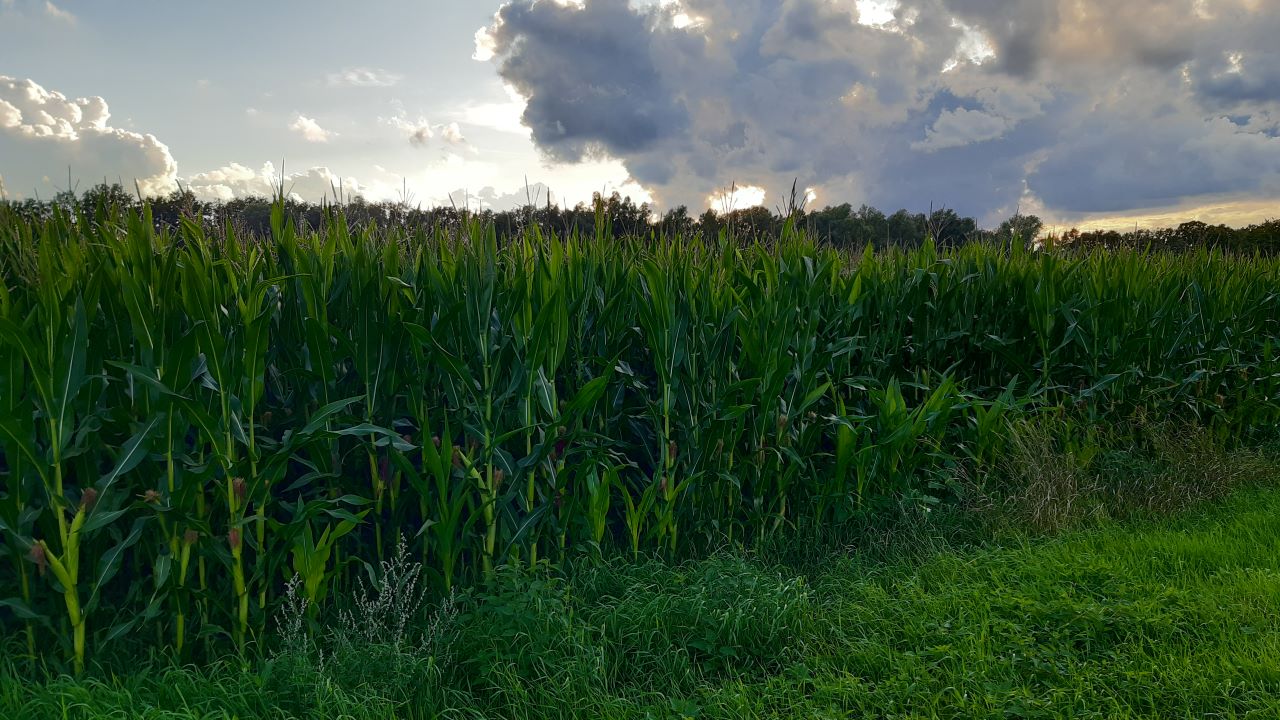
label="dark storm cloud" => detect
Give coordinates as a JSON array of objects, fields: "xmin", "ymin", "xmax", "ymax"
[
  {"xmin": 941, "ymin": 0, "xmax": 1055, "ymax": 76},
  {"xmin": 1030, "ymin": 111, "xmax": 1280, "ymax": 214},
  {"xmin": 485, "ymin": 0, "xmax": 690, "ymax": 161},
  {"xmin": 480, "ymin": 0, "xmax": 1280, "ymax": 222},
  {"xmin": 1186, "ymin": 8, "xmax": 1280, "ymax": 108},
  {"xmin": 937, "ymin": 0, "xmax": 1198, "ymax": 77},
  {"xmin": 1198, "ymin": 60, "xmax": 1280, "ymax": 105}
]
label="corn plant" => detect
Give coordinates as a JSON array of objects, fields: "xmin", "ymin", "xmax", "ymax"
[{"xmin": 0, "ymin": 196, "xmax": 1276, "ymax": 671}]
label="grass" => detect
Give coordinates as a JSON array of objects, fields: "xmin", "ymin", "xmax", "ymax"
[{"xmin": 4, "ymin": 451, "xmax": 1278, "ymax": 719}]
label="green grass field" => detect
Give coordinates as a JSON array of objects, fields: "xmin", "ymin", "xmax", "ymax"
[{"xmin": 5, "ymin": 458, "xmax": 1279, "ymax": 719}]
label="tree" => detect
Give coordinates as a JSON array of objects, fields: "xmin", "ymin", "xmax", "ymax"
[
  {"xmin": 927, "ymin": 207, "xmax": 978, "ymax": 248},
  {"xmin": 149, "ymin": 187, "xmax": 211, "ymax": 228},
  {"xmin": 997, "ymin": 213, "xmax": 1044, "ymax": 249},
  {"xmin": 808, "ymin": 203, "xmax": 855, "ymax": 246},
  {"xmin": 697, "ymin": 209, "xmax": 722, "ymax": 241},
  {"xmin": 723, "ymin": 206, "xmax": 775, "ymax": 241},
  {"xmin": 887, "ymin": 209, "xmax": 927, "ymax": 248},
  {"xmin": 661, "ymin": 205, "xmax": 696, "ymax": 238}
]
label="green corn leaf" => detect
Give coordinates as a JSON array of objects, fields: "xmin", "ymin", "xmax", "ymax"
[
  {"xmin": 298, "ymin": 396, "xmax": 363, "ymax": 436},
  {"xmin": 0, "ymin": 317, "xmax": 51, "ymax": 405},
  {"xmin": 0, "ymin": 415, "xmax": 47, "ymax": 483},
  {"xmin": 80, "ymin": 508, "xmax": 131, "ymax": 535},
  {"xmin": 106, "ymin": 361, "xmax": 189, "ymax": 400},
  {"xmin": 0, "ymin": 597, "xmax": 46, "ymax": 621},
  {"xmin": 96, "ymin": 417, "xmax": 158, "ymax": 496},
  {"xmin": 85, "ymin": 517, "xmax": 148, "ymax": 613},
  {"xmin": 51, "ymin": 298, "xmax": 90, "ymax": 454}
]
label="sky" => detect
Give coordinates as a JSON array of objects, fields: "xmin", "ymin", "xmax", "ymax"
[{"xmin": 0, "ymin": 0, "xmax": 1277, "ymax": 229}]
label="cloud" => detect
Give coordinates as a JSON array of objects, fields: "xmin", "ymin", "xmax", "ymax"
[
  {"xmin": 708, "ymin": 184, "xmax": 767, "ymax": 212},
  {"xmin": 289, "ymin": 114, "xmax": 333, "ymax": 143},
  {"xmin": 477, "ymin": 0, "xmax": 1280, "ymax": 223},
  {"xmin": 479, "ymin": 0, "xmax": 690, "ymax": 162},
  {"xmin": 429, "ymin": 155, "xmax": 652, "ymax": 211},
  {"xmin": 43, "ymin": 0, "xmax": 73, "ymax": 22},
  {"xmin": 326, "ymin": 67, "xmax": 402, "ymax": 88},
  {"xmin": 1188, "ymin": 21, "xmax": 1280, "ymax": 108},
  {"xmin": 185, "ymin": 161, "xmax": 367, "ymax": 203},
  {"xmin": 473, "ymin": 25, "xmax": 498, "ymax": 62},
  {"xmin": 384, "ymin": 116, "xmax": 434, "ymax": 147},
  {"xmin": 0, "ymin": 77, "xmax": 406, "ymax": 206},
  {"xmin": 0, "ymin": 75, "xmax": 177, "ymax": 198},
  {"xmin": 442, "ymin": 174, "xmax": 650, "ymax": 212},
  {"xmin": 407, "ymin": 125, "xmax": 433, "ymax": 147},
  {"xmin": 912, "ymin": 108, "xmax": 1009, "ymax": 151},
  {"xmin": 1029, "ymin": 113, "xmax": 1280, "ymax": 214},
  {"xmin": 855, "ymin": 0, "xmax": 898, "ymax": 27},
  {"xmin": 1053, "ymin": 196, "xmax": 1280, "ymax": 233},
  {"xmin": 1, "ymin": 0, "xmax": 76, "ymax": 23},
  {"xmin": 452, "ymin": 84, "xmax": 531, "ymax": 137},
  {"xmin": 382, "ymin": 115, "xmax": 470, "ymax": 149},
  {"xmin": 440, "ymin": 122, "xmax": 466, "ymax": 144},
  {"xmin": 443, "ymin": 182, "xmax": 557, "ymax": 211}
]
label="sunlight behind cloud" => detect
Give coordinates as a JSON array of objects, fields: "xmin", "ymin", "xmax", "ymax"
[
  {"xmin": 708, "ymin": 184, "xmax": 767, "ymax": 212},
  {"xmin": 855, "ymin": 0, "xmax": 898, "ymax": 27},
  {"xmin": 944, "ymin": 19, "xmax": 996, "ymax": 72},
  {"xmin": 1047, "ymin": 196, "xmax": 1280, "ymax": 233},
  {"xmin": 473, "ymin": 24, "xmax": 497, "ymax": 62},
  {"xmin": 453, "ymin": 84, "xmax": 530, "ymax": 137}
]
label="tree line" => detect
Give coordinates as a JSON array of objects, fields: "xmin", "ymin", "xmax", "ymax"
[{"xmin": 3, "ymin": 181, "xmax": 1277, "ymax": 254}]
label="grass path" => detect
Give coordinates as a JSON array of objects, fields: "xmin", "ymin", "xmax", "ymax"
[
  {"xmin": 5, "ymin": 486, "xmax": 1280, "ymax": 719},
  {"xmin": 751, "ymin": 491, "xmax": 1280, "ymax": 718}
]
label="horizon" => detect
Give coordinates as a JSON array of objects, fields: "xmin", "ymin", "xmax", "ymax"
[{"xmin": 1, "ymin": 0, "xmax": 1278, "ymax": 231}]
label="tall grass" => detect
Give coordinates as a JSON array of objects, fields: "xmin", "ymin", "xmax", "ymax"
[
  {"xmin": 0, "ymin": 199, "xmax": 1277, "ymax": 671},
  {"xmin": 6, "ymin": 482, "xmax": 1280, "ymax": 719}
]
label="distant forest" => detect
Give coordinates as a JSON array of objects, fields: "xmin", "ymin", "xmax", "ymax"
[{"xmin": 4, "ymin": 182, "xmax": 1278, "ymax": 254}]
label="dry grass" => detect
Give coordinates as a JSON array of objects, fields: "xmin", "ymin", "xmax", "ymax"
[
  {"xmin": 1117, "ymin": 416, "xmax": 1275, "ymax": 515},
  {"xmin": 995, "ymin": 415, "xmax": 1277, "ymax": 532},
  {"xmin": 997, "ymin": 419, "xmax": 1105, "ymax": 532}
]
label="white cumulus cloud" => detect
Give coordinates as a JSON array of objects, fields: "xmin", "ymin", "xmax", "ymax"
[
  {"xmin": 440, "ymin": 122, "xmax": 466, "ymax": 144},
  {"xmin": 382, "ymin": 114, "xmax": 470, "ymax": 149},
  {"xmin": 185, "ymin": 161, "xmax": 367, "ymax": 203},
  {"xmin": 290, "ymin": 114, "xmax": 333, "ymax": 143},
  {"xmin": 0, "ymin": 75, "xmax": 177, "ymax": 198}
]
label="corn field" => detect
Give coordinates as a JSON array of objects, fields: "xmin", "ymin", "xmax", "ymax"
[{"xmin": 1, "ymin": 201, "xmax": 1278, "ymax": 672}]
